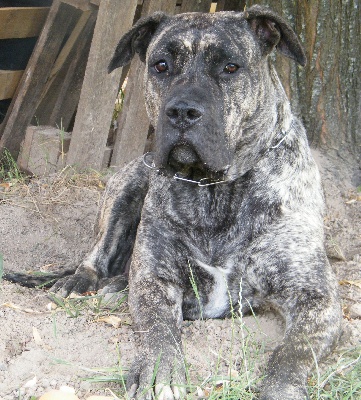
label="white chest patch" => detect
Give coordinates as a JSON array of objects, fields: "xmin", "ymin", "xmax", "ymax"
[{"xmin": 195, "ymin": 259, "xmax": 232, "ymax": 318}]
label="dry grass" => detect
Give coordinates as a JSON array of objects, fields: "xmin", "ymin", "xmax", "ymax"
[{"xmin": 0, "ymin": 165, "xmax": 106, "ymax": 219}]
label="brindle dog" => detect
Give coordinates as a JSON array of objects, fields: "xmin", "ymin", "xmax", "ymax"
[{"xmin": 5, "ymin": 6, "xmax": 342, "ymax": 400}]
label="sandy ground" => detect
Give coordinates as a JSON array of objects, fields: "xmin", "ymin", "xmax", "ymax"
[{"xmin": 0, "ymin": 150, "xmax": 360, "ymax": 399}]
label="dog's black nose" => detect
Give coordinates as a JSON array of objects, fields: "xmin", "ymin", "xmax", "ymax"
[{"xmin": 165, "ymin": 101, "xmax": 203, "ymax": 129}]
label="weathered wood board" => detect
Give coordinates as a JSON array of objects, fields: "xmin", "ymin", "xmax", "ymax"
[
  {"xmin": 0, "ymin": 7, "xmax": 49, "ymax": 39},
  {"xmin": 0, "ymin": 70, "xmax": 24, "ymax": 100},
  {"xmin": 66, "ymin": 0, "xmax": 138, "ymax": 170}
]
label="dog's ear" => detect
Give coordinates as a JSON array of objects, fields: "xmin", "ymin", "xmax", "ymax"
[
  {"xmin": 108, "ymin": 12, "xmax": 167, "ymax": 73},
  {"xmin": 245, "ymin": 5, "xmax": 306, "ymax": 67}
]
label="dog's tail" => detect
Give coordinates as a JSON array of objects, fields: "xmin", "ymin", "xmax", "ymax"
[{"xmin": 2, "ymin": 269, "xmax": 76, "ymax": 289}]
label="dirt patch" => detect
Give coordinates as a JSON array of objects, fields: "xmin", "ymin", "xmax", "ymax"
[{"xmin": 1, "ymin": 152, "xmax": 360, "ymax": 399}]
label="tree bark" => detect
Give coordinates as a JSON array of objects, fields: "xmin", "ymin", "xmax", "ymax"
[{"xmin": 245, "ymin": 0, "xmax": 360, "ymax": 158}]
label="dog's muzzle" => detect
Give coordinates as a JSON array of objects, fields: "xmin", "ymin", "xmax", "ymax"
[{"xmin": 146, "ymin": 94, "xmax": 230, "ymax": 186}]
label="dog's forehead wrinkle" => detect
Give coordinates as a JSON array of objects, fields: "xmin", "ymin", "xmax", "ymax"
[{"xmin": 150, "ymin": 14, "xmax": 257, "ymax": 66}]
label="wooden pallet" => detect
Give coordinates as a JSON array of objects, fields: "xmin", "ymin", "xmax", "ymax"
[{"xmin": 0, "ymin": 0, "xmax": 97, "ymax": 158}]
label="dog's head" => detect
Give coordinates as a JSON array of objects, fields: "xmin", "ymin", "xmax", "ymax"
[{"xmin": 109, "ymin": 6, "xmax": 306, "ymax": 182}]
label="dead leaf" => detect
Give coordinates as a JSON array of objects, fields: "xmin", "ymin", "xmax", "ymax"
[
  {"xmin": 339, "ymin": 280, "xmax": 361, "ymax": 290},
  {"xmin": 96, "ymin": 315, "xmax": 122, "ymax": 328}
]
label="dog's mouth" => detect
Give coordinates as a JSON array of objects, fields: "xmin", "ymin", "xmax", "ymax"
[{"xmin": 143, "ymin": 145, "xmax": 229, "ymax": 186}]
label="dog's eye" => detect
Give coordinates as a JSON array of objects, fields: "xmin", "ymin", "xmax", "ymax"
[
  {"xmin": 154, "ymin": 60, "xmax": 168, "ymax": 73},
  {"xmin": 223, "ymin": 63, "xmax": 239, "ymax": 74}
]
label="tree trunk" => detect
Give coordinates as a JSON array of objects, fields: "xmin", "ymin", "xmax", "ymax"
[{"xmin": 246, "ymin": 0, "xmax": 361, "ymax": 159}]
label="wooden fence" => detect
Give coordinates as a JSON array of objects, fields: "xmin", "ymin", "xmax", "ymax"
[{"xmin": 0, "ymin": 0, "xmax": 245, "ymax": 174}]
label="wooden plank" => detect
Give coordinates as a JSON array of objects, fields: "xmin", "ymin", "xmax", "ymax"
[
  {"xmin": 0, "ymin": 7, "xmax": 49, "ymax": 39},
  {"xmin": 0, "ymin": 70, "xmax": 23, "ymax": 100},
  {"xmin": 0, "ymin": 0, "xmax": 77, "ymax": 157},
  {"xmin": 110, "ymin": 0, "xmax": 178, "ymax": 168},
  {"xmin": 110, "ymin": 61, "xmax": 150, "ymax": 169},
  {"xmin": 49, "ymin": 13, "xmax": 97, "ymax": 130},
  {"xmin": 142, "ymin": 0, "xmax": 178, "ymax": 15},
  {"xmin": 17, "ymin": 125, "xmax": 71, "ymax": 176},
  {"xmin": 60, "ymin": 0, "xmax": 93, "ymax": 11},
  {"xmin": 37, "ymin": 10, "xmax": 92, "ymax": 106},
  {"xmin": 179, "ymin": 0, "xmax": 213, "ymax": 12},
  {"xmin": 50, "ymin": 10, "xmax": 92, "ymax": 82},
  {"xmin": 210, "ymin": 3, "xmax": 217, "ymax": 13},
  {"xmin": 216, "ymin": 0, "xmax": 245, "ymax": 11},
  {"xmin": 34, "ymin": 10, "xmax": 97, "ymax": 131},
  {"xmin": 66, "ymin": 0, "xmax": 138, "ymax": 170}
]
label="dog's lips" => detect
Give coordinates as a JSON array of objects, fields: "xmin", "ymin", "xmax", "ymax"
[
  {"xmin": 167, "ymin": 144, "xmax": 204, "ymax": 176},
  {"xmin": 164, "ymin": 144, "xmax": 214, "ymax": 180},
  {"xmin": 168, "ymin": 144, "xmax": 199, "ymax": 165}
]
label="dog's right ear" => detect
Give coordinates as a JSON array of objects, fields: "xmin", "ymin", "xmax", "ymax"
[{"xmin": 108, "ymin": 12, "xmax": 167, "ymax": 73}]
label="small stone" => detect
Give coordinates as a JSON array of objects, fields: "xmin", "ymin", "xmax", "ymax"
[
  {"xmin": 41, "ymin": 378, "xmax": 50, "ymax": 388},
  {"xmin": 23, "ymin": 375, "xmax": 37, "ymax": 388},
  {"xmin": 349, "ymin": 303, "xmax": 361, "ymax": 319}
]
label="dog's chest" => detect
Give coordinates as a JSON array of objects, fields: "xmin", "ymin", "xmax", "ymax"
[{"xmin": 146, "ymin": 178, "xmax": 277, "ymax": 318}]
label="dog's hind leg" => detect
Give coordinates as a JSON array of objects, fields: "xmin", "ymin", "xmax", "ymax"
[{"xmin": 4, "ymin": 157, "xmax": 150, "ymax": 297}]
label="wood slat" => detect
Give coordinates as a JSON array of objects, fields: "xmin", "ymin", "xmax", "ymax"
[
  {"xmin": 0, "ymin": 70, "xmax": 23, "ymax": 100},
  {"xmin": 35, "ymin": 10, "xmax": 97, "ymax": 131},
  {"xmin": 110, "ymin": 0, "xmax": 178, "ymax": 168},
  {"xmin": 0, "ymin": 7, "xmax": 49, "ymax": 39},
  {"xmin": 60, "ymin": 0, "xmax": 93, "ymax": 11},
  {"xmin": 37, "ymin": 10, "xmax": 92, "ymax": 105},
  {"xmin": 66, "ymin": 0, "xmax": 138, "ymax": 170},
  {"xmin": 216, "ymin": 0, "xmax": 245, "ymax": 11},
  {"xmin": 178, "ymin": 0, "xmax": 213, "ymax": 12},
  {"xmin": 0, "ymin": 0, "xmax": 77, "ymax": 157}
]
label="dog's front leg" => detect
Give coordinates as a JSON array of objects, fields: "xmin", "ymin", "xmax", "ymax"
[
  {"xmin": 260, "ymin": 281, "xmax": 342, "ymax": 400},
  {"xmin": 126, "ymin": 257, "xmax": 186, "ymax": 400},
  {"xmin": 50, "ymin": 158, "xmax": 149, "ymax": 297}
]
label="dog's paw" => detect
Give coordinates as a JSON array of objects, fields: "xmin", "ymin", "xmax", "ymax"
[
  {"xmin": 49, "ymin": 267, "xmax": 99, "ymax": 297},
  {"xmin": 126, "ymin": 354, "xmax": 186, "ymax": 400},
  {"xmin": 98, "ymin": 274, "xmax": 128, "ymax": 294}
]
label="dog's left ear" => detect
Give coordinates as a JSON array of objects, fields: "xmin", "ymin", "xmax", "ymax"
[
  {"xmin": 108, "ymin": 12, "xmax": 167, "ymax": 73},
  {"xmin": 245, "ymin": 5, "xmax": 306, "ymax": 66}
]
